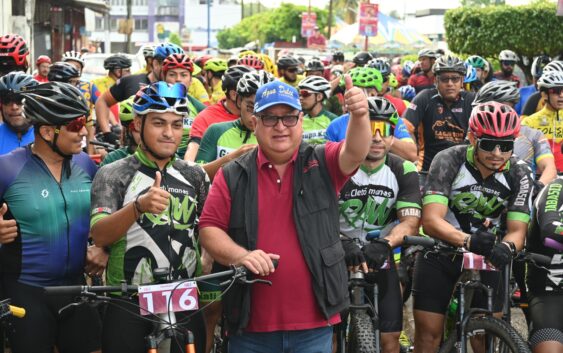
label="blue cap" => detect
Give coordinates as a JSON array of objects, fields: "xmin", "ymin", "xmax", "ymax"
[{"xmin": 254, "ymin": 81, "xmax": 302, "ymax": 113}]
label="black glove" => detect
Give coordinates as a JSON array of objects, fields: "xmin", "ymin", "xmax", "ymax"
[
  {"xmin": 488, "ymin": 243, "xmax": 513, "ymax": 268},
  {"xmin": 342, "ymin": 239, "xmax": 365, "ymax": 268},
  {"xmin": 468, "ymin": 231, "xmax": 496, "ymax": 257},
  {"xmin": 363, "ymin": 239, "xmax": 391, "ymax": 270},
  {"xmin": 102, "ymin": 131, "xmax": 119, "ymax": 145}
]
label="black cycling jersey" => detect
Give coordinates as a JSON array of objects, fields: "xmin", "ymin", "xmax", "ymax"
[
  {"xmin": 108, "ymin": 73, "xmax": 151, "ymax": 102},
  {"xmin": 522, "ymin": 91, "xmax": 543, "ymax": 117}
]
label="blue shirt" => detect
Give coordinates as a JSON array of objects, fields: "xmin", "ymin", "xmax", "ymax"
[
  {"xmin": 0, "ymin": 124, "xmax": 34, "ymax": 155},
  {"xmin": 515, "ymin": 84, "xmax": 536, "ymax": 116},
  {"xmin": 325, "ymin": 114, "xmax": 413, "ymax": 142}
]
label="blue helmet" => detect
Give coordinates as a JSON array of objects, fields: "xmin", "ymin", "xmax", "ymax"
[
  {"xmin": 133, "ymin": 81, "xmax": 188, "ymax": 116},
  {"xmin": 464, "ymin": 63, "xmax": 478, "ymax": 83},
  {"xmin": 153, "ymin": 43, "xmax": 185, "ymax": 61},
  {"xmin": 0, "ymin": 71, "xmax": 38, "ymax": 95},
  {"xmin": 402, "ymin": 60, "xmax": 414, "ymax": 77},
  {"xmin": 398, "ymin": 85, "xmax": 416, "ymax": 101}
]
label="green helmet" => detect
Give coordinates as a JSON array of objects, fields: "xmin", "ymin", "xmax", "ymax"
[
  {"xmin": 203, "ymin": 58, "xmax": 228, "ymax": 73},
  {"xmin": 119, "ymin": 96, "xmax": 135, "ymax": 124},
  {"xmin": 465, "ymin": 55, "xmax": 486, "ymax": 70},
  {"xmin": 349, "ymin": 67, "xmax": 383, "ymax": 91}
]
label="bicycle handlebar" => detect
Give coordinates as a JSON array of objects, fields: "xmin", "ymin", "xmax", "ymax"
[{"xmin": 403, "ymin": 235, "xmax": 438, "ymax": 248}]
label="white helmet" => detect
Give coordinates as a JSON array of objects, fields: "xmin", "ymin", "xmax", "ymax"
[
  {"xmin": 298, "ymin": 75, "xmax": 331, "ymax": 99},
  {"xmin": 543, "ymin": 60, "xmax": 563, "ymax": 74},
  {"xmin": 538, "ymin": 71, "xmax": 563, "ymax": 90},
  {"xmin": 498, "ymin": 50, "xmax": 518, "ymax": 62},
  {"xmin": 62, "ymin": 51, "xmax": 85, "ymax": 67}
]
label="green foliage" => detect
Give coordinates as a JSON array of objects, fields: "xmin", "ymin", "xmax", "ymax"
[
  {"xmin": 168, "ymin": 33, "xmax": 182, "ymax": 47},
  {"xmin": 332, "ymin": 0, "xmax": 359, "ymax": 24},
  {"xmin": 460, "ymin": 0, "xmax": 505, "ymax": 6},
  {"xmin": 217, "ymin": 3, "xmax": 330, "ymax": 49}
]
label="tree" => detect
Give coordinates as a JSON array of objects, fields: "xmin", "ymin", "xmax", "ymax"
[
  {"xmin": 460, "ymin": 0, "xmax": 505, "ymax": 6},
  {"xmin": 332, "ymin": 0, "xmax": 359, "ymax": 24},
  {"xmin": 216, "ymin": 3, "xmax": 330, "ymax": 49},
  {"xmin": 168, "ymin": 33, "xmax": 182, "ymax": 47},
  {"xmin": 444, "ymin": 2, "xmax": 563, "ymax": 79}
]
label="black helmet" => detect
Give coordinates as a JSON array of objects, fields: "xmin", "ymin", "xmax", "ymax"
[
  {"xmin": 222, "ymin": 65, "xmax": 255, "ymax": 92},
  {"xmin": 367, "ymin": 96, "xmax": 398, "ymax": 123},
  {"xmin": 332, "ymin": 51, "xmax": 344, "ymax": 62},
  {"xmin": 352, "ymin": 51, "xmax": 373, "ymax": 67},
  {"xmin": 277, "ymin": 56, "xmax": 300, "ymax": 69},
  {"xmin": 531, "ymin": 55, "xmax": 552, "ymax": 78},
  {"xmin": 432, "ymin": 54, "xmax": 466, "ymax": 75},
  {"xmin": 104, "ymin": 54, "xmax": 132, "ymax": 70},
  {"xmin": 473, "ymin": 81, "xmax": 520, "ymax": 106},
  {"xmin": 367, "ymin": 58, "xmax": 391, "ymax": 77},
  {"xmin": 0, "ymin": 72, "xmax": 38, "ymax": 98},
  {"xmin": 48, "ymin": 62, "xmax": 80, "ymax": 83},
  {"xmin": 305, "ymin": 59, "xmax": 324, "ymax": 72},
  {"xmin": 22, "ymin": 82, "xmax": 89, "ymax": 125}
]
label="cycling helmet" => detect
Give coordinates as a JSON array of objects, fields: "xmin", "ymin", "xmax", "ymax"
[
  {"xmin": 498, "ymin": 50, "xmax": 518, "ymax": 62},
  {"xmin": 349, "ymin": 67, "xmax": 383, "ymax": 92},
  {"xmin": 402, "ymin": 60, "xmax": 415, "ymax": 76},
  {"xmin": 470, "ymin": 102, "xmax": 520, "ymax": 138},
  {"xmin": 141, "ymin": 44, "xmax": 156, "ymax": 58},
  {"xmin": 194, "ymin": 55, "xmax": 213, "ymax": 69},
  {"xmin": 398, "ymin": 85, "xmax": 416, "ymax": 101},
  {"xmin": 119, "ymin": 96, "xmax": 135, "ymax": 123},
  {"xmin": 237, "ymin": 55, "xmax": 264, "ymax": 70},
  {"xmin": 464, "ymin": 64, "xmax": 478, "ymax": 83},
  {"xmin": 387, "ymin": 73, "xmax": 399, "ymax": 88},
  {"xmin": 204, "ymin": 58, "xmax": 228, "ymax": 73},
  {"xmin": 432, "ymin": 54, "xmax": 466, "ymax": 75},
  {"xmin": 465, "ymin": 55, "xmax": 487, "ymax": 70},
  {"xmin": 298, "ymin": 75, "xmax": 331, "ymax": 99},
  {"xmin": 236, "ymin": 70, "xmax": 275, "ymax": 97},
  {"xmin": 367, "ymin": 58, "xmax": 391, "ymax": 77},
  {"xmin": 352, "ymin": 51, "xmax": 373, "ymax": 67},
  {"xmin": 162, "ymin": 53, "xmax": 194, "ymax": 74},
  {"xmin": 259, "ymin": 54, "xmax": 276, "ymax": 74},
  {"xmin": 222, "ymin": 65, "xmax": 255, "ymax": 92},
  {"xmin": 0, "ymin": 34, "xmax": 29, "ymax": 68},
  {"xmin": 133, "ymin": 82, "xmax": 189, "ymax": 116},
  {"xmin": 62, "ymin": 51, "xmax": 85, "ymax": 67},
  {"xmin": 331, "ymin": 64, "xmax": 344, "ymax": 77},
  {"xmin": 473, "ymin": 81, "xmax": 520, "ymax": 105},
  {"xmin": 238, "ymin": 50, "xmax": 256, "ymax": 58},
  {"xmin": 47, "ymin": 62, "xmax": 80, "ymax": 83},
  {"xmin": 227, "ymin": 56, "xmax": 238, "ymax": 67},
  {"xmin": 276, "ymin": 56, "xmax": 300, "ymax": 69},
  {"xmin": 417, "ymin": 49, "xmax": 440, "ymax": 59},
  {"xmin": 531, "ymin": 55, "xmax": 552, "ymax": 78},
  {"xmin": 36, "ymin": 55, "xmax": 52, "ymax": 66},
  {"xmin": 543, "ymin": 60, "xmax": 563, "ymax": 74},
  {"xmin": 103, "ymin": 54, "xmax": 132, "ymax": 70},
  {"xmin": 0, "ymin": 72, "xmax": 38, "ymax": 95},
  {"xmin": 332, "ymin": 51, "xmax": 344, "ymax": 63},
  {"xmin": 537, "ymin": 71, "xmax": 563, "ymax": 90},
  {"xmin": 367, "ymin": 96, "xmax": 398, "ymax": 123},
  {"xmin": 153, "ymin": 43, "xmax": 184, "ymax": 61},
  {"xmin": 305, "ymin": 59, "xmax": 325, "ymax": 72},
  {"xmin": 21, "ymin": 82, "xmax": 89, "ymax": 125}
]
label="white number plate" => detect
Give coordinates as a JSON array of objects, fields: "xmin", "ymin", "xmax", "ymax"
[{"xmin": 138, "ymin": 281, "xmax": 199, "ymax": 316}]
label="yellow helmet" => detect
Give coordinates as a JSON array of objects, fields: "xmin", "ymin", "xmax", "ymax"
[{"xmin": 259, "ymin": 54, "xmax": 276, "ymax": 76}]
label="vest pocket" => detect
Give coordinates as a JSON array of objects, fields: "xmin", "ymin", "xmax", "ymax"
[{"xmin": 320, "ymin": 241, "xmax": 348, "ymax": 305}]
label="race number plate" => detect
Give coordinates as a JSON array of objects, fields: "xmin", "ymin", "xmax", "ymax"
[
  {"xmin": 462, "ymin": 252, "xmax": 497, "ymax": 271},
  {"xmin": 138, "ymin": 281, "xmax": 199, "ymax": 316}
]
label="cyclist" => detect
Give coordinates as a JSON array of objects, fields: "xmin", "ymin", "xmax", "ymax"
[
  {"xmin": 332, "ymin": 51, "xmax": 345, "ymax": 66},
  {"xmin": 527, "ymin": 178, "xmax": 563, "ymax": 353},
  {"xmin": 0, "ymin": 34, "xmax": 29, "ymax": 76},
  {"xmin": 412, "ymin": 102, "xmax": 532, "ymax": 353},
  {"xmin": 408, "ymin": 49, "xmax": 440, "ymax": 93},
  {"xmin": 99, "ymin": 96, "xmax": 140, "ymax": 166},
  {"xmin": 367, "ymin": 59, "xmax": 407, "ymax": 116},
  {"xmin": 464, "ymin": 64, "xmax": 481, "ymax": 92},
  {"xmin": 494, "ymin": 49, "xmax": 521, "ymax": 87},
  {"xmin": 522, "ymin": 71, "xmax": 563, "ymax": 173},
  {"xmin": 138, "ymin": 44, "xmax": 155, "ymax": 74},
  {"xmin": 95, "ymin": 42, "xmax": 183, "ymax": 145},
  {"xmin": 298, "ymin": 75, "xmax": 338, "ymax": 144},
  {"xmin": 237, "ymin": 55, "xmax": 264, "ymax": 71},
  {"xmin": 203, "ymin": 58, "xmax": 228, "ymax": 104},
  {"xmin": 352, "ymin": 51, "xmax": 373, "ymax": 68},
  {"xmin": 515, "ymin": 55, "xmax": 551, "ymax": 115},
  {"xmin": 404, "ymin": 54, "xmax": 475, "ymax": 182},
  {"xmin": 90, "ymin": 82, "xmax": 209, "ymax": 353},
  {"xmin": 305, "ymin": 59, "xmax": 325, "ymax": 77},
  {"xmin": 185, "ymin": 65, "xmax": 254, "ymax": 161},
  {"xmin": 399, "ymin": 60, "xmax": 415, "ymax": 87},
  {"xmin": 33, "ymin": 55, "xmax": 51, "ymax": 83},
  {"xmin": 465, "ymin": 55, "xmax": 488, "ymax": 88},
  {"xmin": 398, "ymin": 85, "xmax": 416, "ymax": 102},
  {"xmin": 339, "ymin": 96, "xmax": 421, "ymax": 353},
  {"xmin": 62, "ymin": 50, "xmax": 85, "ymax": 75},
  {"xmin": 522, "ymin": 60, "xmax": 563, "ymax": 116},
  {"xmin": 0, "ymin": 82, "xmax": 102, "ymax": 353},
  {"xmin": 277, "ymin": 55, "xmax": 303, "ymax": 88},
  {"xmin": 47, "ymin": 62, "xmax": 81, "ymax": 86}
]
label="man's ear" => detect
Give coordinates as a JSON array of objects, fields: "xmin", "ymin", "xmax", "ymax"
[
  {"xmin": 467, "ymin": 131, "xmax": 476, "ymax": 145},
  {"xmin": 39, "ymin": 125, "xmax": 54, "ymax": 142}
]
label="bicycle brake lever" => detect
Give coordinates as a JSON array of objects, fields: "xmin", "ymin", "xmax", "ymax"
[{"xmin": 240, "ymin": 278, "xmax": 273, "ymax": 286}]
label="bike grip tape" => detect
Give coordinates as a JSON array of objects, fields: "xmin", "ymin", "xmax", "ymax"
[
  {"xmin": 530, "ymin": 253, "xmax": 553, "ymax": 266},
  {"xmin": 9, "ymin": 305, "xmax": 25, "ymax": 318},
  {"xmin": 272, "ymin": 259, "xmax": 279, "ymax": 269},
  {"xmin": 43, "ymin": 286, "xmax": 84, "ymax": 295},
  {"xmin": 402, "ymin": 235, "xmax": 437, "ymax": 247}
]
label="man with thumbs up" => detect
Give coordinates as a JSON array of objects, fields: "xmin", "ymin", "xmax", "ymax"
[{"xmin": 198, "ymin": 76, "xmax": 371, "ymax": 352}]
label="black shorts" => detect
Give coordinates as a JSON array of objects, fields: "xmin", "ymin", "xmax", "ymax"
[
  {"xmin": 528, "ymin": 292, "xmax": 563, "ymax": 334},
  {"xmin": 2, "ymin": 279, "xmax": 102, "ymax": 353},
  {"xmin": 412, "ymin": 252, "xmax": 505, "ymax": 314},
  {"xmin": 102, "ymin": 296, "xmax": 206, "ymax": 353}
]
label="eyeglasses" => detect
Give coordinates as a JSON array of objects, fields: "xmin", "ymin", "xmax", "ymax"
[
  {"xmin": 501, "ymin": 61, "xmax": 515, "ymax": 67},
  {"xmin": 369, "ymin": 120, "xmax": 394, "ymax": 138},
  {"xmin": 548, "ymin": 87, "xmax": 563, "ymax": 95},
  {"xmin": 299, "ymin": 90, "xmax": 315, "ymax": 98},
  {"xmin": 0, "ymin": 93, "xmax": 23, "ymax": 105},
  {"xmin": 64, "ymin": 116, "xmax": 87, "ymax": 132},
  {"xmin": 477, "ymin": 138, "xmax": 514, "ymax": 153},
  {"xmin": 437, "ymin": 75, "xmax": 462, "ymax": 84},
  {"xmin": 286, "ymin": 68, "xmax": 299, "ymax": 73},
  {"xmin": 257, "ymin": 114, "xmax": 299, "ymax": 127}
]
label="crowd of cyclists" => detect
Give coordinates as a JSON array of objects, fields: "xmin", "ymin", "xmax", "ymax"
[{"xmin": 0, "ymin": 30, "xmax": 562, "ymax": 353}]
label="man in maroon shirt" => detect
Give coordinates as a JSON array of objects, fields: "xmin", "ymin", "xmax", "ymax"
[
  {"xmin": 199, "ymin": 76, "xmax": 371, "ymax": 352},
  {"xmin": 408, "ymin": 49, "xmax": 440, "ymax": 94},
  {"xmin": 307, "ymin": 26, "xmax": 327, "ymax": 50}
]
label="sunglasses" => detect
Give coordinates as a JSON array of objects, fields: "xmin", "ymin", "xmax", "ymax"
[
  {"xmin": 257, "ymin": 114, "xmax": 299, "ymax": 127},
  {"xmin": 501, "ymin": 61, "xmax": 515, "ymax": 66},
  {"xmin": 0, "ymin": 94, "xmax": 23, "ymax": 105},
  {"xmin": 477, "ymin": 138, "xmax": 514, "ymax": 153},
  {"xmin": 286, "ymin": 68, "xmax": 299, "ymax": 73},
  {"xmin": 438, "ymin": 75, "xmax": 462, "ymax": 84},
  {"xmin": 299, "ymin": 90, "xmax": 316, "ymax": 98},
  {"xmin": 369, "ymin": 120, "xmax": 394, "ymax": 138},
  {"xmin": 64, "ymin": 116, "xmax": 87, "ymax": 132},
  {"xmin": 548, "ymin": 87, "xmax": 563, "ymax": 95}
]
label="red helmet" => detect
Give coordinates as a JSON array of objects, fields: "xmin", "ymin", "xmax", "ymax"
[
  {"xmin": 36, "ymin": 55, "xmax": 52, "ymax": 66},
  {"xmin": 0, "ymin": 34, "xmax": 29, "ymax": 68},
  {"xmin": 162, "ymin": 54, "xmax": 194, "ymax": 74},
  {"xmin": 194, "ymin": 55, "xmax": 213, "ymax": 69},
  {"xmin": 469, "ymin": 102, "xmax": 520, "ymax": 138},
  {"xmin": 237, "ymin": 55, "xmax": 264, "ymax": 70}
]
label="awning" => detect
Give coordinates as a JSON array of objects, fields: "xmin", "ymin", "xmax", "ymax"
[{"xmin": 73, "ymin": 0, "xmax": 110, "ymax": 14}]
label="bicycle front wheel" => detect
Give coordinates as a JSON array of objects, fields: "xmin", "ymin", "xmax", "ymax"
[
  {"xmin": 347, "ymin": 310, "xmax": 377, "ymax": 353},
  {"xmin": 438, "ymin": 316, "xmax": 531, "ymax": 353}
]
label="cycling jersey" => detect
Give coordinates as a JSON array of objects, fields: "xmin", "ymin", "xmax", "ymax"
[
  {"xmin": 209, "ymin": 80, "xmax": 225, "ymax": 105},
  {"xmin": 324, "ymin": 94, "xmax": 343, "ymax": 116},
  {"xmin": 188, "ymin": 77, "xmax": 210, "ymax": 105},
  {"xmin": 522, "ymin": 105, "xmax": 563, "ymax": 172},
  {"xmin": 279, "ymin": 75, "xmax": 304, "ymax": 89},
  {"xmin": 0, "ymin": 124, "xmax": 34, "ymax": 155},
  {"xmin": 404, "ymin": 88, "xmax": 476, "ymax": 172},
  {"xmin": 90, "ymin": 148, "xmax": 209, "ymax": 286},
  {"xmin": 528, "ymin": 178, "xmax": 563, "ymax": 293},
  {"xmin": 99, "ymin": 147, "xmax": 132, "ymax": 167},
  {"xmin": 78, "ymin": 80, "xmax": 93, "ymax": 112},
  {"xmin": 178, "ymin": 95, "xmax": 206, "ymax": 156},
  {"xmin": 514, "ymin": 125, "xmax": 553, "ymax": 174},
  {"xmin": 189, "ymin": 99, "xmax": 239, "ymax": 144},
  {"xmin": 325, "ymin": 114, "xmax": 413, "ymax": 143},
  {"xmin": 493, "ymin": 72, "xmax": 521, "ymax": 88},
  {"xmin": 32, "ymin": 74, "xmax": 48, "ymax": 83},
  {"xmin": 109, "ymin": 73, "xmax": 151, "ymax": 102},
  {"xmin": 515, "ymin": 84, "xmax": 537, "ymax": 116},
  {"xmin": 302, "ymin": 108, "xmax": 338, "ymax": 144},
  {"xmin": 384, "ymin": 93, "xmax": 407, "ymax": 117},
  {"xmin": 90, "ymin": 75, "xmax": 119, "ymax": 122},
  {"xmin": 522, "ymin": 91, "xmax": 546, "ymax": 117},
  {"xmin": 339, "ymin": 153, "xmax": 421, "ymax": 243},
  {"xmin": 423, "ymin": 145, "xmax": 532, "ymax": 234},
  {"xmin": 407, "ymin": 72, "xmax": 435, "ymax": 93},
  {"xmin": 196, "ymin": 119, "xmax": 255, "ymax": 164},
  {"xmin": 0, "ymin": 146, "xmax": 97, "ymax": 286}
]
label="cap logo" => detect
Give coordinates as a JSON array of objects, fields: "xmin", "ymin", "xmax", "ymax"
[{"xmin": 261, "ymin": 88, "xmax": 276, "ymax": 98}]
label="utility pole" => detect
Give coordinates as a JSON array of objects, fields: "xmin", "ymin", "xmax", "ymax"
[
  {"xmin": 126, "ymin": 0, "xmax": 132, "ymax": 53},
  {"xmin": 207, "ymin": 0, "xmax": 211, "ymax": 49},
  {"xmin": 104, "ymin": 0, "xmax": 111, "ymax": 53},
  {"xmin": 241, "ymin": 0, "xmax": 244, "ymax": 19}
]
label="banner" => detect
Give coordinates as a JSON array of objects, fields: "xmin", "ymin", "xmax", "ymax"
[
  {"xmin": 301, "ymin": 12, "xmax": 317, "ymax": 38},
  {"xmin": 558, "ymin": 0, "xmax": 563, "ymax": 16},
  {"xmin": 359, "ymin": 3, "xmax": 379, "ymax": 37}
]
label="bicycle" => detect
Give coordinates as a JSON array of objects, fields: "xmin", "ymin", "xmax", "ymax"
[
  {"xmin": 0, "ymin": 298, "xmax": 25, "ymax": 353},
  {"xmin": 44, "ymin": 263, "xmax": 276, "ymax": 353},
  {"xmin": 403, "ymin": 235, "xmax": 531, "ymax": 353}
]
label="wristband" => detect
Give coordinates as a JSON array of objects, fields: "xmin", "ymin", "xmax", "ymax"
[
  {"xmin": 134, "ymin": 194, "xmax": 143, "ymax": 216},
  {"xmin": 463, "ymin": 235, "xmax": 470, "ymax": 249},
  {"xmin": 502, "ymin": 241, "xmax": 517, "ymax": 256}
]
